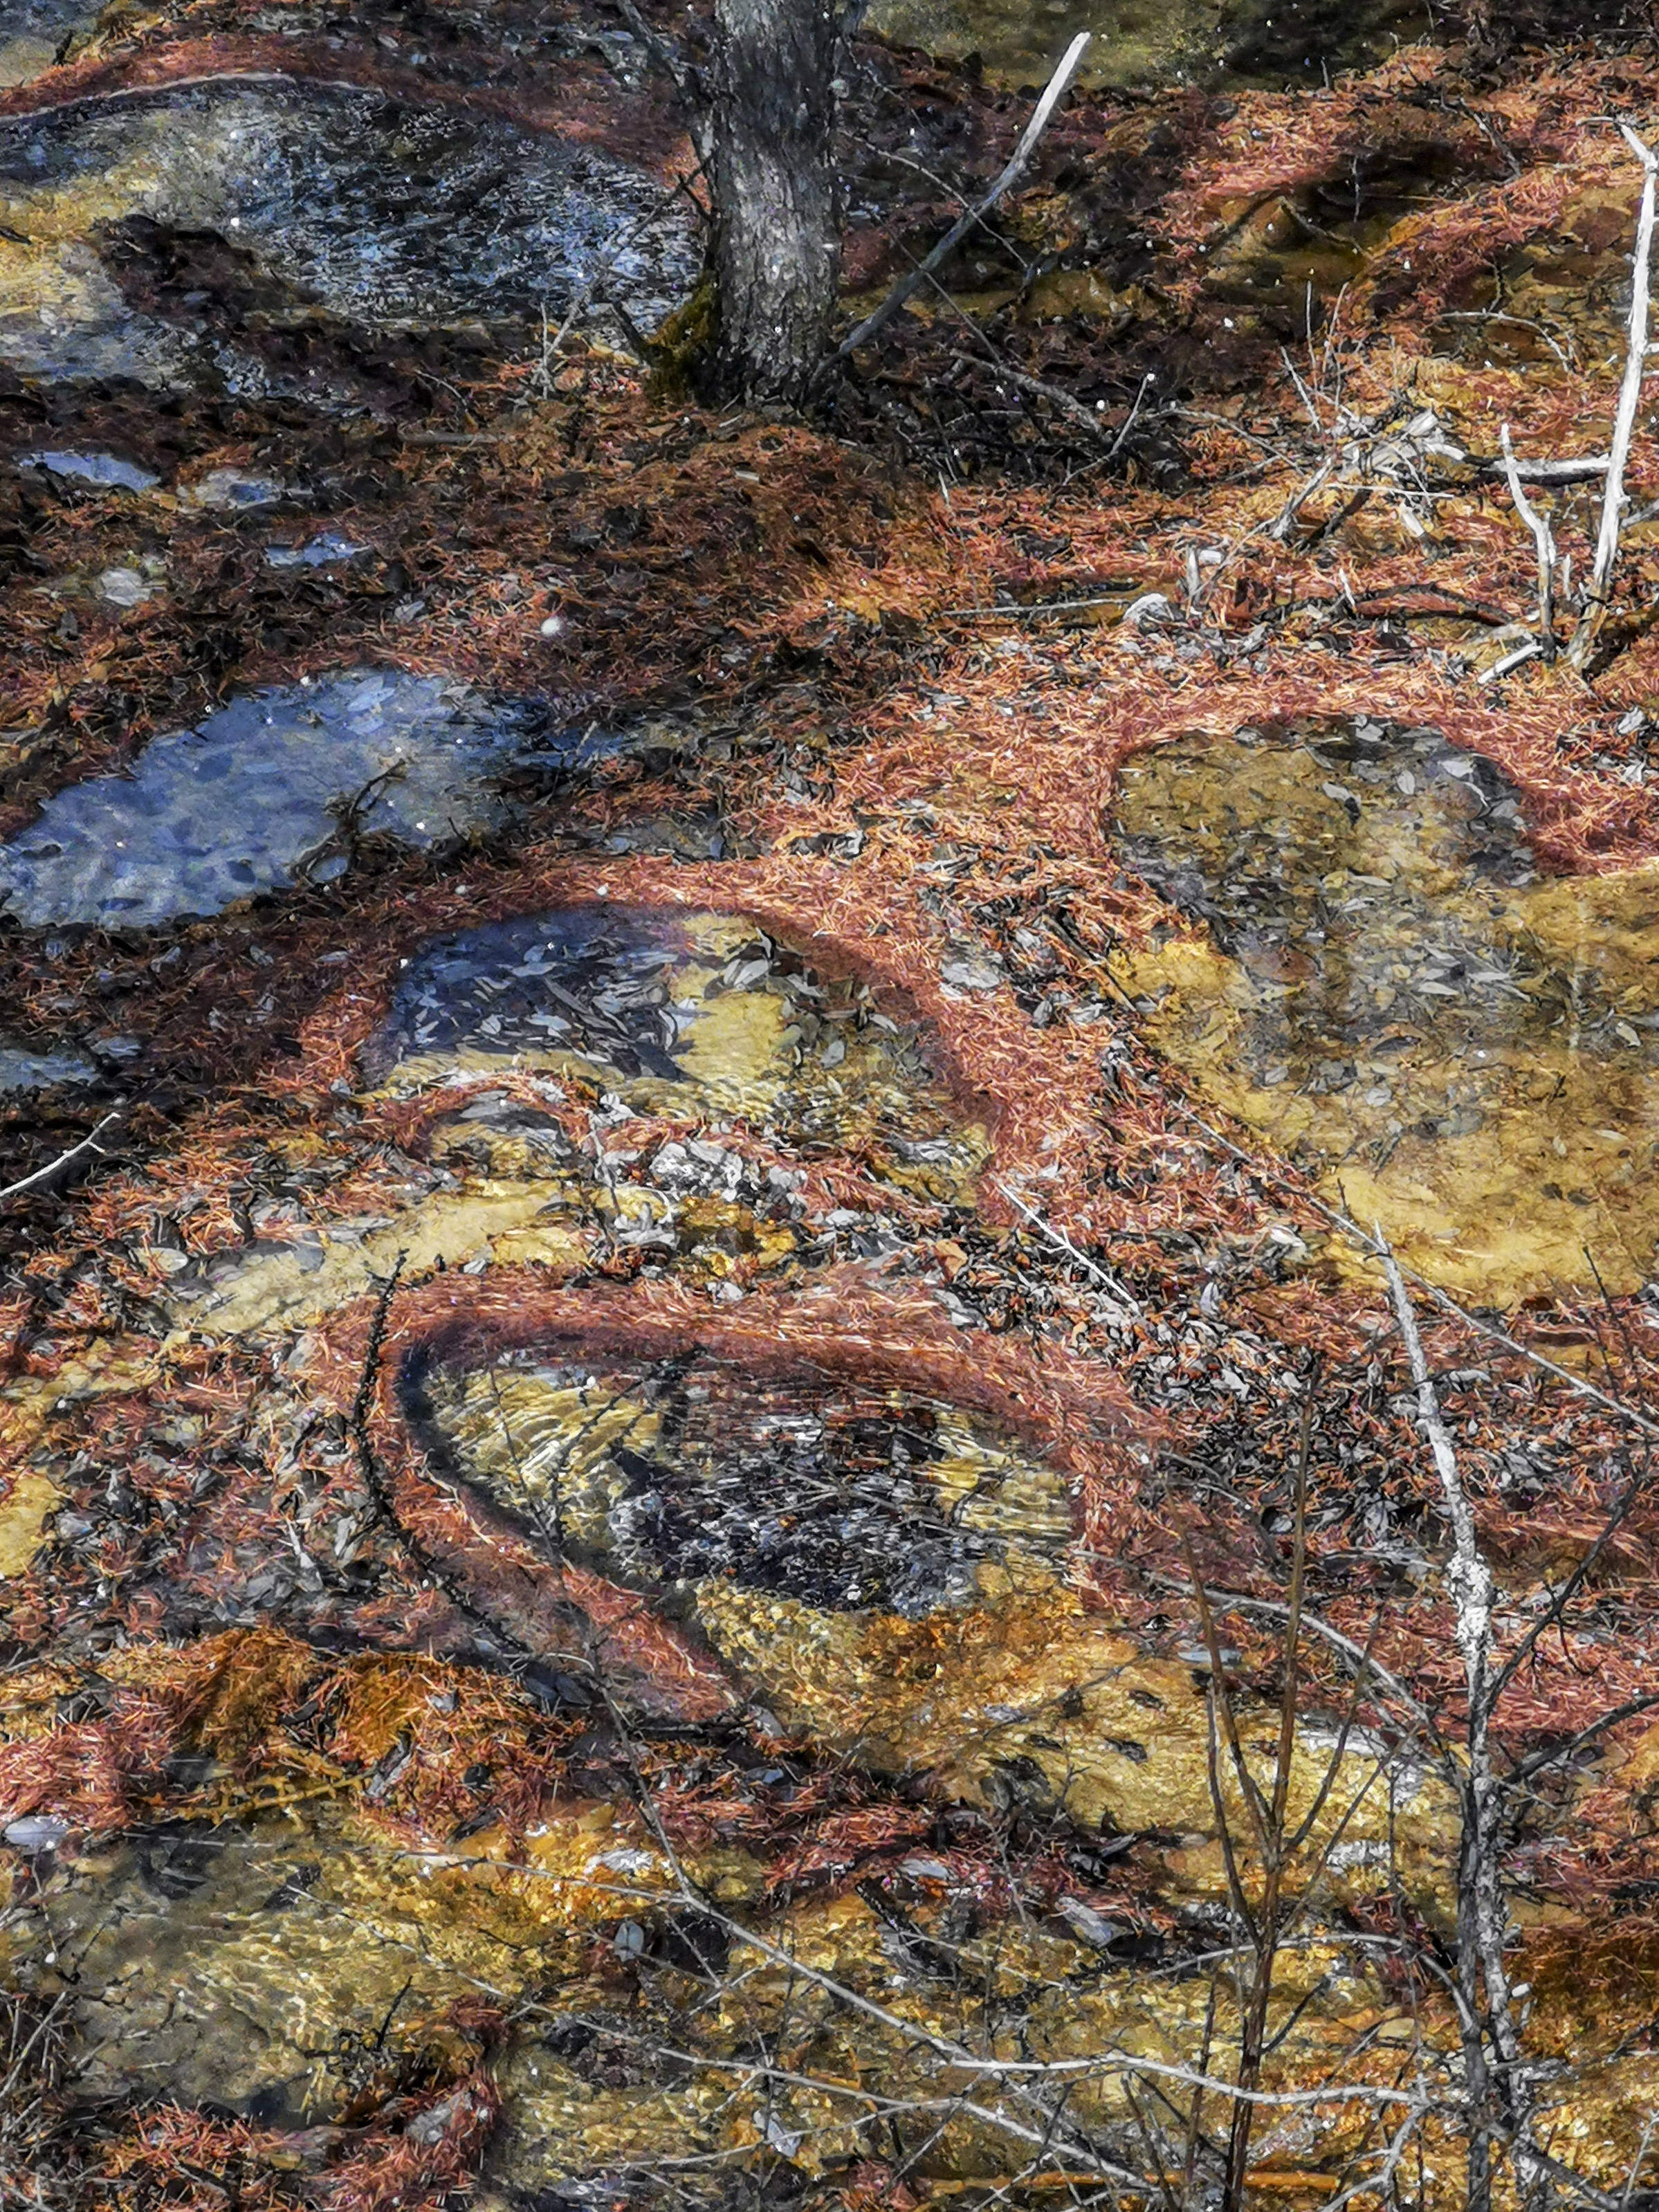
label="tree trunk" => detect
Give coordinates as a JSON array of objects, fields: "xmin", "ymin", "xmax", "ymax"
[{"xmin": 702, "ymin": 0, "xmax": 841, "ymax": 405}]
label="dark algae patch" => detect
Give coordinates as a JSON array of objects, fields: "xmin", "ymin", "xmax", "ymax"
[
  {"xmin": 367, "ymin": 904, "xmax": 991, "ymax": 1202},
  {"xmin": 405, "ymin": 1340, "xmax": 1074, "ymax": 1618}
]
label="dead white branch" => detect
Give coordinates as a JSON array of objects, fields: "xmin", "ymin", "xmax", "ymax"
[
  {"xmin": 1267, "ymin": 455, "xmax": 1337, "ymax": 542},
  {"xmin": 1476, "ymin": 634, "xmax": 1543, "ymax": 686},
  {"xmin": 1382, "ymin": 1247, "xmax": 1491, "ymax": 1695},
  {"xmin": 996, "ymin": 1175, "xmax": 1142, "ymax": 1317},
  {"xmin": 1382, "ymin": 1241, "xmax": 1532, "ymax": 2207},
  {"xmin": 0, "ymin": 1113, "xmax": 122, "ymax": 1206},
  {"xmin": 1570, "ymin": 123, "xmax": 1659, "ymax": 671},
  {"xmin": 832, "ymin": 33, "xmax": 1090, "ymax": 363},
  {"xmin": 1500, "ymin": 421, "xmax": 1559, "ymax": 658}
]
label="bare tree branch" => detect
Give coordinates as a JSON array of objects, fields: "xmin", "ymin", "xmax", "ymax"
[
  {"xmin": 0, "ymin": 1112, "xmax": 122, "ymax": 1207},
  {"xmin": 1383, "ymin": 1241, "xmax": 1532, "ymax": 2212}
]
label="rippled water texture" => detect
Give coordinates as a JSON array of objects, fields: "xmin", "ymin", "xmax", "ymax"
[
  {"xmin": 861, "ymin": 0, "xmax": 1415, "ymax": 91},
  {"xmin": 367, "ymin": 905, "xmax": 991, "ymax": 1200},
  {"xmin": 1112, "ymin": 719, "xmax": 1659, "ymax": 1297},
  {"xmin": 0, "ymin": 670, "xmax": 595, "ymax": 928},
  {"xmin": 0, "ymin": 80, "xmax": 697, "ymax": 393},
  {"xmin": 410, "ymin": 1348, "xmax": 1073, "ymax": 1619},
  {"xmin": 403, "ymin": 1329, "xmax": 1442, "ymax": 1863}
]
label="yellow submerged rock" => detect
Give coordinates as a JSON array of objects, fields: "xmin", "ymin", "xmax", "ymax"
[{"xmin": 1112, "ymin": 721, "xmax": 1659, "ymax": 1300}]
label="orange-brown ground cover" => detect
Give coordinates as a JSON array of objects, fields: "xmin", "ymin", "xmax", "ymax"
[{"xmin": 8, "ymin": 0, "xmax": 1659, "ymax": 2200}]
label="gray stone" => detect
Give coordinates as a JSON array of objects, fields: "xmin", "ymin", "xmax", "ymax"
[
  {"xmin": 0, "ymin": 669, "xmax": 599, "ymax": 930},
  {"xmin": 20, "ymin": 450, "xmax": 158, "ymax": 492}
]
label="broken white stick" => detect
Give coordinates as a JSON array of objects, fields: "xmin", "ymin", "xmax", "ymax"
[
  {"xmin": 1499, "ymin": 422, "xmax": 1559, "ymax": 659},
  {"xmin": 833, "ymin": 33, "xmax": 1092, "ymax": 363},
  {"xmin": 1476, "ymin": 637, "xmax": 1543, "ymax": 685},
  {"xmin": 1570, "ymin": 123, "xmax": 1659, "ymax": 671}
]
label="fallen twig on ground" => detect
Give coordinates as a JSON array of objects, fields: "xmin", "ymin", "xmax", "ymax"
[
  {"xmin": 948, "ymin": 350, "xmax": 1110, "ymax": 442},
  {"xmin": 998, "ymin": 1174, "xmax": 1142, "ymax": 1319},
  {"xmin": 1499, "ymin": 423, "xmax": 1559, "ymax": 660},
  {"xmin": 0, "ymin": 1113, "xmax": 123, "ymax": 1208}
]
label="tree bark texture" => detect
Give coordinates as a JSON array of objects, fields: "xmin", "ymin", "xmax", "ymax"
[{"xmin": 704, "ymin": 0, "xmax": 840, "ymax": 404}]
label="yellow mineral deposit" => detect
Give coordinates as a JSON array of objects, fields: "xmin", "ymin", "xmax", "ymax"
[
  {"xmin": 8, "ymin": 12, "xmax": 1659, "ymax": 2200},
  {"xmin": 0, "ymin": 1468, "xmax": 58, "ymax": 1578},
  {"xmin": 374, "ymin": 908, "xmax": 988, "ymax": 1207},
  {"xmin": 161, "ymin": 1188, "xmax": 592, "ymax": 1349},
  {"xmin": 1112, "ymin": 726, "xmax": 1659, "ymax": 1299},
  {"xmin": 424, "ymin": 1358, "xmax": 1453, "ymax": 1887},
  {"xmin": 161, "ymin": 906, "xmax": 985, "ymax": 1351}
]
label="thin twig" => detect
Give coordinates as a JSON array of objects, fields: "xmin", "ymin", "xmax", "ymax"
[
  {"xmin": 1465, "ymin": 449, "xmax": 1606, "ymax": 484},
  {"xmin": 832, "ymin": 33, "xmax": 1091, "ymax": 363},
  {"xmin": 1499, "ymin": 422, "xmax": 1558, "ymax": 659},
  {"xmin": 949, "ymin": 350, "xmax": 1110, "ymax": 440},
  {"xmin": 940, "ymin": 591, "xmax": 1137, "ymax": 619},
  {"xmin": 0, "ymin": 1112, "xmax": 122, "ymax": 1206},
  {"xmin": 1107, "ymin": 369, "xmax": 1158, "ymax": 459},
  {"xmin": 1268, "ymin": 456, "xmax": 1337, "ymax": 543},
  {"xmin": 1476, "ymin": 637, "xmax": 1543, "ymax": 685},
  {"xmin": 1382, "ymin": 1240, "xmax": 1532, "ymax": 2205},
  {"xmin": 997, "ymin": 1175, "xmax": 1142, "ymax": 1315}
]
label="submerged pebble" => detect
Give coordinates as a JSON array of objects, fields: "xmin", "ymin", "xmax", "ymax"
[
  {"xmin": 95, "ymin": 563, "xmax": 158, "ymax": 607},
  {"xmin": 182, "ymin": 469, "xmax": 291, "ymax": 510},
  {"xmin": 0, "ymin": 670, "xmax": 587, "ymax": 929},
  {"xmin": 0, "ymin": 1036, "xmax": 100, "ymax": 1092},
  {"xmin": 264, "ymin": 532, "xmax": 369, "ymax": 569}
]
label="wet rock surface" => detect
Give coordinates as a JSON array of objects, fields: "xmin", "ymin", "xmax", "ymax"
[
  {"xmin": 1112, "ymin": 718, "xmax": 1659, "ymax": 1295},
  {"xmin": 0, "ymin": 670, "xmax": 587, "ymax": 928},
  {"xmin": 0, "ymin": 81, "xmax": 696, "ymax": 396},
  {"xmin": 19, "ymin": 446, "xmax": 156, "ymax": 490},
  {"xmin": 7, "ymin": 1803, "xmax": 614, "ymax": 2125},
  {"xmin": 0, "ymin": 1032, "xmax": 98, "ymax": 1091},
  {"xmin": 408, "ymin": 1346, "xmax": 1073, "ymax": 1617}
]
